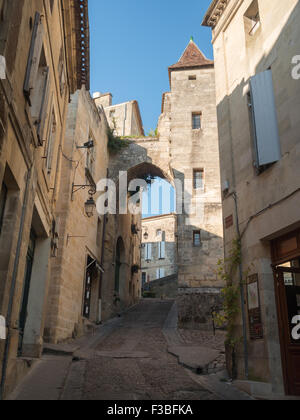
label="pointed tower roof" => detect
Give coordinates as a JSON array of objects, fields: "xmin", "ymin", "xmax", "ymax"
[{"xmin": 168, "ymin": 40, "xmax": 213, "ymax": 85}]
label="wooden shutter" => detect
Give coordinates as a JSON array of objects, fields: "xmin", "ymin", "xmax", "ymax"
[
  {"xmin": 24, "ymin": 12, "xmax": 44, "ymax": 103},
  {"xmin": 37, "ymin": 66, "xmax": 50, "ymax": 145},
  {"xmin": 46, "ymin": 111, "xmax": 56, "ymax": 172},
  {"xmin": 250, "ymin": 70, "xmax": 281, "ymax": 167}
]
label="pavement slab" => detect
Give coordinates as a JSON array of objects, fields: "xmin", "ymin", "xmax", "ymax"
[{"xmin": 168, "ymin": 345, "xmax": 220, "ymax": 373}]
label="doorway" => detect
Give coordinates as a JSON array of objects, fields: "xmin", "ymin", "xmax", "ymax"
[
  {"xmin": 272, "ymin": 231, "xmax": 300, "ymax": 396},
  {"xmin": 83, "ymin": 255, "xmax": 101, "ymax": 322},
  {"xmin": 18, "ymin": 230, "xmax": 36, "ymax": 355}
]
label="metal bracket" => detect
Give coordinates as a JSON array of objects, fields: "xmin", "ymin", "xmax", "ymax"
[{"xmin": 71, "ymin": 183, "xmax": 96, "ymax": 201}]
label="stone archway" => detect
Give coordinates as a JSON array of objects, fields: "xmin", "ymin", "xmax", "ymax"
[{"xmin": 108, "ymin": 137, "xmax": 173, "ymax": 185}]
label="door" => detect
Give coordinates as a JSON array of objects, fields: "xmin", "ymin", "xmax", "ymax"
[
  {"xmin": 18, "ymin": 230, "xmax": 36, "ymax": 355},
  {"xmin": 274, "ymin": 266, "xmax": 300, "ymax": 396}
]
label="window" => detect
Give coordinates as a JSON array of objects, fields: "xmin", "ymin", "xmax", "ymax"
[
  {"xmin": 0, "ymin": 0, "xmax": 7, "ymax": 24},
  {"xmin": 158, "ymin": 241, "xmax": 166, "ymax": 260},
  {"xmin": 50, "ymin": 0, "xmax": 55, "ymax": 13},
  {"xmin": 110, "ymin": 110, "xmax": 115, "ymax": 118},
  {"xmin": 189, "ymin": 75, "xmax": 197, "ymax": 81},
  {"xmin": 193, "ymin": 231, "xmax": 202, "ymax": 247},
  {"xmin": 192, "ymin": 113, "xmax": 202, "ymax": 130},
  {"xmin": 248, "ymin": 70, "xmax": 281, "ymax": 171},
  {"xmin": 142, "ymin": 272, "xmax": 147, "ymax": 286},
  {"xmin": 145, "ymin": 243, "xmax": 152, "ymax": 261},
  {"xmin": 156, "ymin": 268, "xmax": 165, "ymax": 279},
  {"xmin": 244, "ymin": 0, "xmax": 261, "ymax": 37},
  {"xmin": 193, "ymin": 169, "xmax": 204, "ymax": 190},
  {"xmin": 46, "ymin": 110, "xmax": 57, "ymax": 173},
  {"xmin": 58, "ymin": 47, "xmax": 65, "ymax": 96},
  {"xmin": 0, "ymin": 182, "xmax": 7, "ymax": 235},
  {"xmin": 156, "ymin": 229, "xmax": 162, "ymax": 238}
]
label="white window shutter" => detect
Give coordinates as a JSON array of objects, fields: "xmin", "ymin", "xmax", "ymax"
[
  {"xmin": 156, "ymin": 269, "xmax": 160, "ymax": 279},
  {"xmin": 250, "ymin": 70, "xmax": 281, "ymax": 167},
  {"xmin": 158, "ymin": 242, "xmax": 161, "ymax": 259},
  {"xmin": 24, "ymin": 12, "xmax": 44, "ymax": 102},
  {"xmin": 160, "ymin": 269, "xmax": 165, "ymax": 278}
]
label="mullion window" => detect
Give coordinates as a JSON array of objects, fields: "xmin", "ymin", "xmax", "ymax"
[{"xmin": 192, "ymin": 113, "xmax": 202, "ymax": 130}]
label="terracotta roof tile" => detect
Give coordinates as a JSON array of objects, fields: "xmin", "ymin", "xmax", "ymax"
[{"xmin": 169, "ymin": 40, "xmax": 213, "ymax": 71}]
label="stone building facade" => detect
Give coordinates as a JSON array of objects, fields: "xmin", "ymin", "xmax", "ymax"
[
  {"xmin": 44, "ymin": 88, "xmax": 109, "ymax": 344},
  {"xmin": 203, "ymin": 0, "xmax": 300, "ymax": 397},
  {"xmin": 141, "ymin": 213, "xmax": 178, "ymax": 285},
  {"xmin": 92, "ymin": 95, "xmax": 143, "ymax": 322},
  {"xmin": 94, "ymin": 93, "xmax": 145, "ymax": 137},
  {"xmin": 0, "ymin": 0, "xmax": 87, "ymax": 397},
  {"xmin": 161, "ymin": 40, "xmax": 224, "ymax": 329},
  {"xmin": 108, "ymin": 40, "xmax": 224, "ymax": 330}
]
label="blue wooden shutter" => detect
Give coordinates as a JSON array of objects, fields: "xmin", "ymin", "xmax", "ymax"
[
  {"xmin": 250, "ymin": 70, "xmax": 281, "ymax": 167},
  {"xmin": 24, "ymin": 12, "xmax": 44, "ymax": 102}
]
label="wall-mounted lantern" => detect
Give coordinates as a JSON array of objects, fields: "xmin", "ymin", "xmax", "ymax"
[
  {"xmin": 84, "ymin": 196, "xmax": 96, "ymax": 218},
  {"xmin": 131, "ymin": 224, "xmax": 139, "ymax": 235},
  {"xmin": 76, "ymin": 140, "xmax": 94, "ymax": 149},
  {"xmin": 143, "ymin": 231, "xmax": 149, "ymax": 240},
  {"xmin": 131, "ymin": 264, "xmax": 140, "ymax": 275}
]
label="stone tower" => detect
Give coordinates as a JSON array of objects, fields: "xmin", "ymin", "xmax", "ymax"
[
  {"xmin": 106, "ymin": 40, "xmax": 224, "ymax": 329},
  {"xmin": 159, "ymin": 39, "xmax": 224, "ymax": 328}
]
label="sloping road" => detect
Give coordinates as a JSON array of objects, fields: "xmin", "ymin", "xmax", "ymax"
[{"xmin": 10, "ymin": 300, "xmax": 251, "ymax": 400}]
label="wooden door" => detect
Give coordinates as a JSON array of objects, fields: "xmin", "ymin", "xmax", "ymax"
[{"xmin": 274, "ymin": 267, "xmax": 300, "ymax": 396}]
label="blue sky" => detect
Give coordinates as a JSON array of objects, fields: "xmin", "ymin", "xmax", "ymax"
[{"xmin": 89, "ymin": 0, "xmax": 214, "ymax": 134}]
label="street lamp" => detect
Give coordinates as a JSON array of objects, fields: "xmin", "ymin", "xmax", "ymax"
[
  {"xmin": 143, "ymin": 232, "xmax": 149, "ymax": 240},
  {"xmin": 84, "ymin": 196, "xmax": 96, "ymax": 218}
]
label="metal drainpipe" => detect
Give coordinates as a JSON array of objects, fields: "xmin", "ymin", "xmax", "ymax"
[
  {"xmin": 232, "ymin": 192, "xmax": 249, "ymax": 380},
  {"xmin": 98, "ymin": 170, "xmax": 109, "ymax": 319},
  {"xmin": 0, "ymin": 167, "xmax": 32, "ymax": 400}
]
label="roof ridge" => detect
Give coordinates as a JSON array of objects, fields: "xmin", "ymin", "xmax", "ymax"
[{"xmin": 169, "ymin": 39, "xmax": 214, "ymax": 71}]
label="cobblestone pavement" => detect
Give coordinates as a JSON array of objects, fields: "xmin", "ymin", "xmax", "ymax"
[
  {"xmin": 10, "ymin": 300, "xmax": 252, "ymax": 400},
  {"xmin": 78, "ymin": 300, "xmax": 218, "ymax": 400}
]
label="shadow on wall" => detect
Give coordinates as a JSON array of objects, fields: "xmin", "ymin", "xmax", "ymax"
[{"xmin": 215, "ymin": 2, "xmax": 300, "ymax": 386}]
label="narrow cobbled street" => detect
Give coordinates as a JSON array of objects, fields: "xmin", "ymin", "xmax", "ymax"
[{"xmin": 9, "ymin": 300, "xmax": 251, "ymax": 401}]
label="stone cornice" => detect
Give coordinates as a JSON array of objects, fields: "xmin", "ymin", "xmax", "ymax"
[{"xmin": 202, "ymin": 0, "xmax": 230, "ymax": 28}]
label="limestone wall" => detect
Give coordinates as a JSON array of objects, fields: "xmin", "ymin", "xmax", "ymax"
[
  {"xmin": 208, "ymin": 0, "xmax": 300, "ymax": 392},
  {"xmin": 141, "ymin": 214, "xmax": 178, "ymax": 283}
]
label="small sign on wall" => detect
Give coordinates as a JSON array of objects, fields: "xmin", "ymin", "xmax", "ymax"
[
  {"xmin": 247, "ymin": 274, "xmax": 264, "ymax": 340},
  {"xmin": 225, "ymin": 215, "xmax": 234, "ymax": 229}
]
